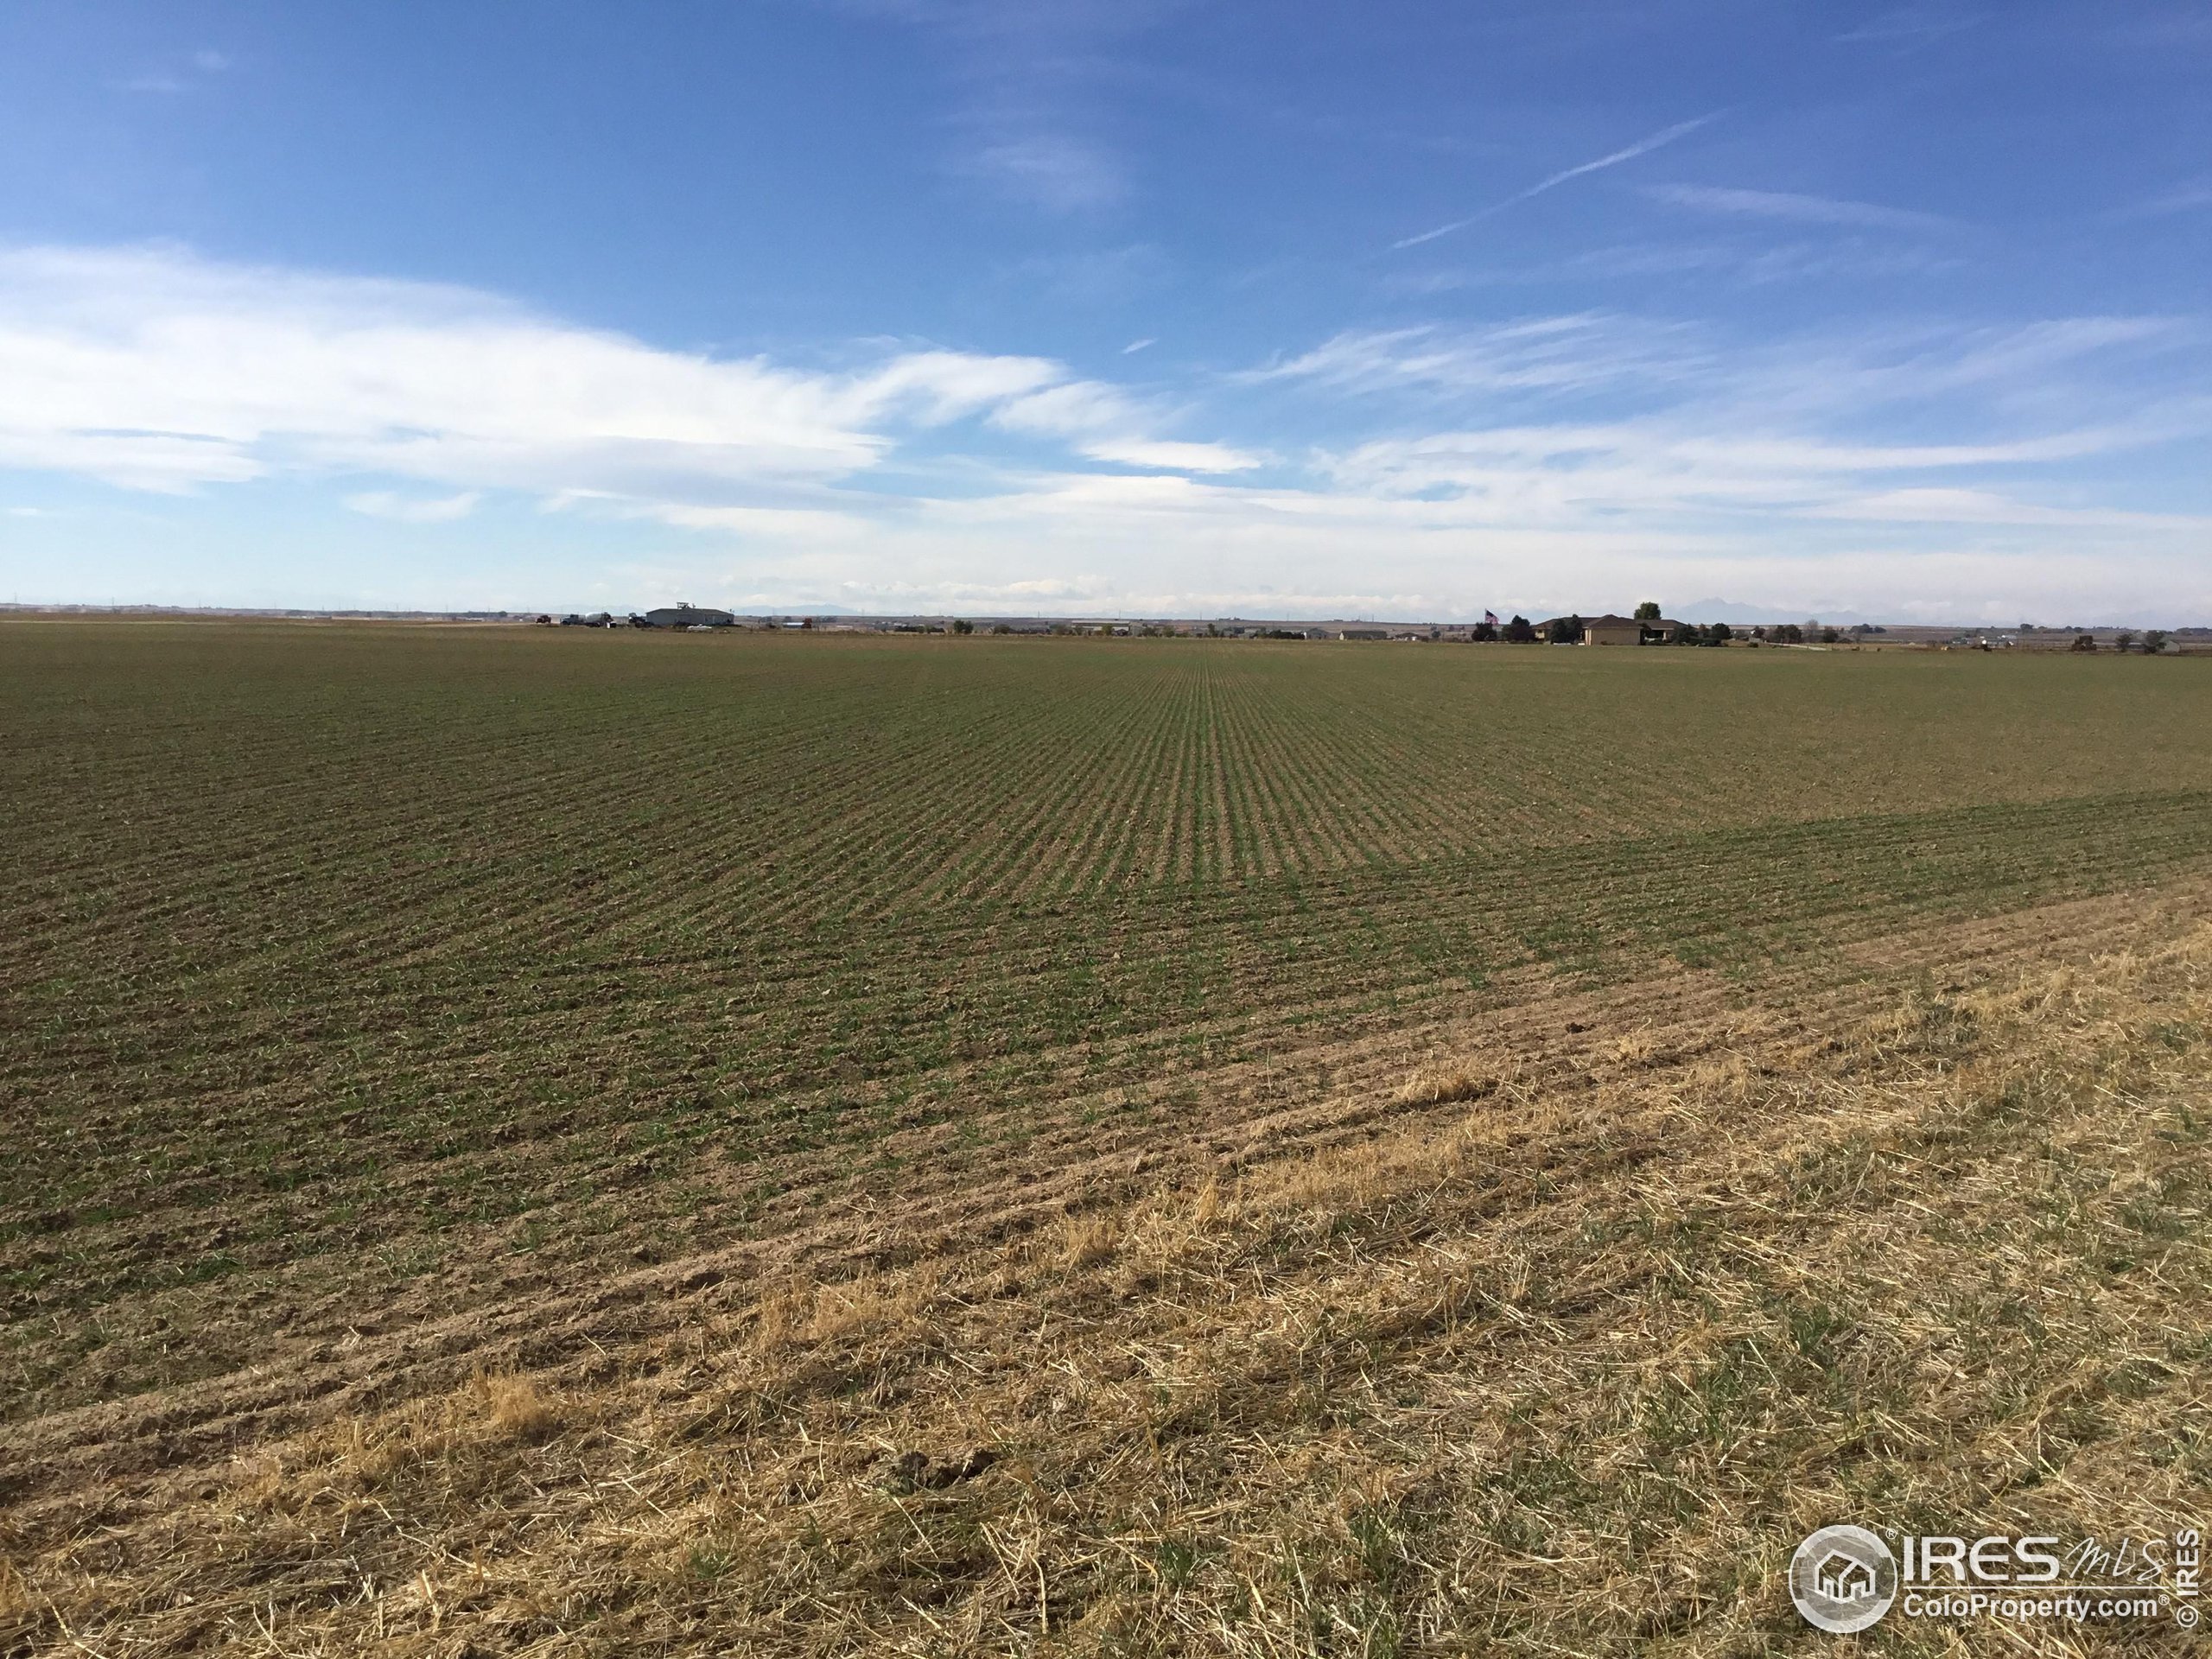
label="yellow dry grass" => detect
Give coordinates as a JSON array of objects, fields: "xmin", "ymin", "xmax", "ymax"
[
  {"xmin": 1390, "ymin": 1064, "xmax": 1497, "ymax": 1108},
  {"xmin": 7, "ymin": 916, "xmax": 2211, "ymax": 1655}
]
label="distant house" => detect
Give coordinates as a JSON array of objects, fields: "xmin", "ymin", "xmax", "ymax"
[
  {"xmin": 1340, "ymin": 628, "xmax": 1389, "ymax": 641},
  {"xmin": 1535, "ymin": 613, "xmax": 1691, "ymax": 645},
  {"xmin": 643, "ymin": 605, "xmax": 736, "ymax": 629},
  {"xmin": 1580, "ymin": 614, "xmax": 1646, "ymax": 645}
]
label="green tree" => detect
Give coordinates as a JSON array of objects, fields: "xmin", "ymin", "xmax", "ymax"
[
  {"xmin": 1634, "ymin": 601, "xmax": 1662, "ymax": 621},
  {"xmin": 2113, "ymin": 630, "xmax": 2134, "ymax": 653},
  {"xmin": 951, "ymin": 618, "xmax": 974, "ymax": 634},
  {"xmin": 2144, "ymin": 630, "xmax": 2171, "ymax": 654},
  {"xmin": 1503, "ymin": 614, "xmax": 1537, "ymax": 643}
]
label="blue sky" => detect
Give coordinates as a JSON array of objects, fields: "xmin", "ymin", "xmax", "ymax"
[{"xmin": 0, "ymin": 1, "xmax": 2207, "ymax": 622}]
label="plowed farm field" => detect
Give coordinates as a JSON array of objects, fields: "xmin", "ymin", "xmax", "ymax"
[{"xmin": 5, "ymin": 620, "xmax": 2211, "ymax": 1656}]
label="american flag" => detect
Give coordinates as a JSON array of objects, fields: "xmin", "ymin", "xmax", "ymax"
[{"xmin": 1484, "ymin": 610, "xmax": 1499, "ymax": 626}]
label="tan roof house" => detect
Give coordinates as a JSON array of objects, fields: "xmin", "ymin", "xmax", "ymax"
[
  {"xmin": 1581, "ymin": 614, "xmax": 1645, "ymax": 645},
  {"xmin": 1534, "ymin": 613, "xmax": 1692, "ymax": 645}
]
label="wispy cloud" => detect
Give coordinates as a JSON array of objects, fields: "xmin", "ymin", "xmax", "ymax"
[
  {"xmin": 1391, "ymin": 115, "xmax": 1719, "ymax": 250},
  {"xmin": 1816, "ymin": 486, "xmax": 2208, "ymax": 530},
  {"xmin": 1834, "ymin": 8, "xmax": 1982, "ymax": 48},
  {"xmin": 965, "ymin": 135, "xmax": 1127, "ymax": 212},
  {"xmin": 2101, "ymin": 9, "xmax": 2212, "ymax": 50},
  {"xmin": 1002, "ymin": 244, "xmax": 1171, "ymax": 305},
  {"xmin": 887, "ymin": 1, "xmax": 1166, "ymax": 215},
  {"xmin": 343, "ymin": 490, "xmax": 480, "ymax": 524},
  {"xmin": 1251, "ymin": 315, "xmax": 1702, "ymax": 398},
  {"xmin": 1645, "ymin": 183, "xmax": 1956, "ymax": 233},
  {"xmin": 1389, "ymin": 237, "xmax": 1961, "ymax": 293},
  {"xmin": 6, "ymin": 245, "xmax": 2208, "ymax": 625},
  {"xmin": 2115, "ymin": 181, "xmax": 2212, "ymax": 219},
  {"xmin": 117, "ymin": 47, "xmax": 230, "ymax": 95},
  {"xmin": 0, "ymin": 244, "xmax": 1243, "ymax": 502},
  {"xmin": 988, "ymin": 378, "xmax": 1262, "ymax": 471},
  {"xmin": 606, "ymin": 502, "xmax": 869, "ymax": 542},
  {"xmin": 1572, "ymin": 238, "xmax": 1960, "ymax": 284},
  {"xmin": 1315, "ymin": 423, "xmax": 2162, "ymax": 517}
]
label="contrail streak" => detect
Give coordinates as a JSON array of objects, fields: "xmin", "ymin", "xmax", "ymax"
[{"xmin": 1391, "ymin": 113, "xmax": 1719, "ymax": 250}]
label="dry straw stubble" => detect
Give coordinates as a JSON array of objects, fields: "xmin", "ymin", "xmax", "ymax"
[{"xmin": 12, "ymin": 906, "xmax": 2209, "ymax": 1656}]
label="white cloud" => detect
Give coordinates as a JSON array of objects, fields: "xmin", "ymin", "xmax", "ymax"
[
  {"xmin": 641, "ymin": 453, "xmax": 2210, "ymax": 626},
  {"xmin": 987, "ymin": 378, "xmax": 1143, "ymax": 440},
  {"xmin": 615, "ymin": 503, "xmax": 872, "ymax": 542},
  {"xmin": 1834, "ymin": 8, "xmax": 1982, "ymax": 48},
  {"xmin": 117, "ymin": 48, "xmax": 229, "ymax": 94},
  {"xmin": 343, "ymin": 490, "xmax": 480, "ymax": 523},
  {"xmin": 988, "ymin": 378, "xmax": 1262, "ymax": 470},
  {"xmin": 843, "ymin": 348, "xmax": 1061, "ymax": 424},
  {"xmin": 1811, "ymin": 486, "xmax": 2209, "ymax": 531},
  {"xmin": 1311, "ymin": 420, "xmax": 2176, "ymax": 534},
  {"xmin": 1084, "ymin": 440, "xmax": 1262, "ymax": 474},
  {"xmin": 1003, "ymin": 245, "xmax": 1172, "ymax": 306},
  {"xmin": 1253, "ymin": 316, "xmax": 1700, "ymax": 398},
  {"xmin": 2120, "ymin": 181, "xmax": 2212, "ymax": 218},
  {"xmin": 4, "ymin": 245, "xmax": 2208, "ymax": 624},
  {"xmin": 1645, "ymin": 183, "xmax": 1956, "ymax": 233},
  {"xmin": 967, "ymin": 135, "xmax": 1127, "ymax": 211},
  {"xmin": 0, "ymin": 244, "xmax": 1233, "ymax": 505}
]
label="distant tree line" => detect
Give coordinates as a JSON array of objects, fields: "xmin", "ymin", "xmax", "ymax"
[{"xmin": 2074, "ymin": 631, "xmax": 2172, "ymax": 653}]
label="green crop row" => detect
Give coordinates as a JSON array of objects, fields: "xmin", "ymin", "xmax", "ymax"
[{"xmin": 4, "ymin": 622, "xmax": 2211, "ymax": 1417}]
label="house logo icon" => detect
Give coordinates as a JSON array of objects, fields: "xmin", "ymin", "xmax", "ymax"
[
  {"xmin": 1816, "ymin": 1551, "xmax": 1877, "ymax": 1603},
  {"xmin": 1789, "ymin": 1525, "xmax": 1897, "ymax": 1633}
]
